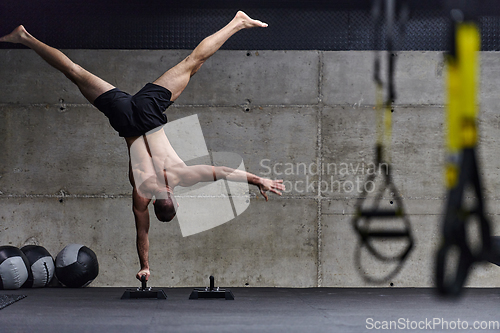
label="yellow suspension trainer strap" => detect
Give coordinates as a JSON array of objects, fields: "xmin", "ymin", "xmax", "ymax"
[{"xmin": 435, "ymin": 15, "xmax": 499, "ymax": 297}]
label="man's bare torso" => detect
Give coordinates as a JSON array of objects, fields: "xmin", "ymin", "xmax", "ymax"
[{"xmin": 126, "ymin": 129, "xmax": 185, "ymax": 195}]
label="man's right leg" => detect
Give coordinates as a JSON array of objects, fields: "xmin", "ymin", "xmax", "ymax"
[
  {"xmin": 153, "ymin": 11, "xmax": 268, "ymax": 102},
  {"xmin": 0, "ymin": 25, "xmax": 114, "ymax": 105}
]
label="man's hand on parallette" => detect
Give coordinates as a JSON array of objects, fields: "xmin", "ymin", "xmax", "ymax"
[
  {"xmin": 258, "ymin": 178, "xmax": 285, "ymax": 201},
  {"xmin": 136, "ymin": 268, "xmax": 150, "ymax": 282}
]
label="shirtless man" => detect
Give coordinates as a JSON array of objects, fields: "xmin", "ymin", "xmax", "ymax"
[{"xmin": 1, "ymin": 11, "xmax": 285, "ymax": 281}]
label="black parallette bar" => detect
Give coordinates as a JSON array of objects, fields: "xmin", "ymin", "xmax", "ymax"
[
  {"xmin": 121, "ymin": 275, "xmax": 167, "ymax": 299},
  {"xmin": 189, "ymin": 275, "xmax": 235, "ymax": 300}
]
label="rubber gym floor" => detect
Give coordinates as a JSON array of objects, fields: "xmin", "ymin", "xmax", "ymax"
[{"xmin": 0, "ymin": 287, "xmax": 499, "ymax": 333}]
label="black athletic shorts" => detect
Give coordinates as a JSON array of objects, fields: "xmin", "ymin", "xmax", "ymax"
[{"xmin": 94, "ymin": 83, "xmax": 173, "ymax": 137}]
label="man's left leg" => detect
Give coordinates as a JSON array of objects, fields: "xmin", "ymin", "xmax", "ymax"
[{"xmin": 0, "ymin": 25, "xmax": 114, "ymax": 105}]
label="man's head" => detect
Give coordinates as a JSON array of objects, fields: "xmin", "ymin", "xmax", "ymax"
[{"xmin": 153, "ymin": 188, "xmax": 178, "ymax": 222}]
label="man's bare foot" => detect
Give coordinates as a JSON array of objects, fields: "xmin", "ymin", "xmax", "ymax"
[
  {"xmin": 234, "ymin": 11, "xmax": 268, "ymax": 29},
  {"xmin": 0, "ymin": 25, "xmax": 28, "ymax": 43}
]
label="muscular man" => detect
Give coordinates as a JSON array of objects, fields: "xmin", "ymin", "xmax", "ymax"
[{"xmin": 1, "ymin": 11, "xmax": 285, "ymax": 281}]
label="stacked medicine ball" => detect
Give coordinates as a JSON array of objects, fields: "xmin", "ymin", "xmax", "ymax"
[{"xmin": 0, "ymin": 244, "xmax": 98, "ymax": 289}]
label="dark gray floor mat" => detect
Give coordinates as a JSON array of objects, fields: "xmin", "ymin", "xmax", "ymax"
[{"xmin": 0, "ymin": 294, "xmax": 27, "ymax": 310}]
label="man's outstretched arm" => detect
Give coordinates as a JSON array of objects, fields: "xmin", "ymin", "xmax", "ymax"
[
  {"xmin": 132, "ymin": 187, "xmax": 152, "ymax": 281},
  {"xmin": 175, "ymin": 165, "xmax": 285, "ymax": 201}
]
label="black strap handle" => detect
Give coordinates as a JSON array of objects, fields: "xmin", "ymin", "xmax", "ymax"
[
  {"xmin": 436, "ymin": 148, "xmax": 494, "ymax": 296},
  {"xmin": 357, "ymin": 209, "xmax": 403, "ymax": 218}
]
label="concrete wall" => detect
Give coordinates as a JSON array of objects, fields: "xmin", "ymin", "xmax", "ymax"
[{"xmin": 0, "ymin": 49, "xmax": 499, "ymax": 288}]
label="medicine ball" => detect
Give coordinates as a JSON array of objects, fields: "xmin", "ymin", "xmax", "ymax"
[
  {"xmin": 20, "ymin": 245, "xmax": 55, "ymax": 288},
  {"xmin": 55, "ymin": 244, "xmax": 99, "ymax": 288},
  {"xmin": 0, "ymin": 245, "xmax": 29, "ymax": 290}
]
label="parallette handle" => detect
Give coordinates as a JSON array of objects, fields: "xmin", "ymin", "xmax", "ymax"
[{"xmin": 209, "ymin": 276, "xmax": 214, "ymax": 291}]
